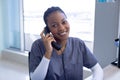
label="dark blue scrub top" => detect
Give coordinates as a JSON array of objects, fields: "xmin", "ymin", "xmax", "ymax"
[{"xmin": 29, "ymin": 37, "xmax": 97, "ymax": 80}]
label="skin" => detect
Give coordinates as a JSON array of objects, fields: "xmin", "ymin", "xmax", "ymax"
[{"xmin": 40, "ymin": 11, "xmax": 70, "ymax": 59}]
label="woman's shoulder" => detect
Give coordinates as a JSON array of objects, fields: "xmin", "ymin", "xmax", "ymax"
[
  {"xmin": 32, "ymin": 38, "xmax": 43, "ymax": 46},
  {"xmin": 34, "ymin": 38, "xmax": 42, "ymax": 42}
]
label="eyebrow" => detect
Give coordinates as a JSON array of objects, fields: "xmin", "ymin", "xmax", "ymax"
[{"xmin": 51, "ymin": 18, "xmax": 67, "ymax": 24}]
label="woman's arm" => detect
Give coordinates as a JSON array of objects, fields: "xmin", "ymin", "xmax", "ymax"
[
  {"xmin": 30, "ymin": 56, "xmax": 50, "ymax": 80},
  {"xmin": 91, "ymin": 63, "xmax": 104, "ymax": 80}
]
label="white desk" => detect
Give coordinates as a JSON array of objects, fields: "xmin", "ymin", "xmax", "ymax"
[
  {"xmin": 103, "ymin": 64, "xmax": 120, "ymax": 80},
  {"xmin": 85, "ymin": 64, "xmax": 120, "ymax": 80}
]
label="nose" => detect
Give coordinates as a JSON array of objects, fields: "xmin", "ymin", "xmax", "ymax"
[{"xmin": 58, "ymin": 24, "xmax": 65, "ymax": 31}]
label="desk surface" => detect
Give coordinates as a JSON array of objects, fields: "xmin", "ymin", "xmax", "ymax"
[
  {"xmin": 85, "ymin": 64, "xmax": 120, "ymax": 80},
  {"xmin": 104, "ymin": 64, "xmax": 120, "ymax": 80}
]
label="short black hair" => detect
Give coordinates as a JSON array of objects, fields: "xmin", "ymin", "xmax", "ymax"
[{"xmin": 43, "ymin": 6, "xmax": 67, "ymax": 25}]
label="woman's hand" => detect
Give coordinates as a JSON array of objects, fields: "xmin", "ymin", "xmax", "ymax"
[{"xmin": 40, "ymin": 30, "xmax": 55, "ymax": 59}]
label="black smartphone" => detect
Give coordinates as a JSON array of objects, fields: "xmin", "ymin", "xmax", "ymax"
[{"xmin": 44, "ymin": 26, "xmax": 61, "ymax": 50}]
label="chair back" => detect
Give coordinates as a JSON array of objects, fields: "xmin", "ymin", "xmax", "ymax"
[{"xmin": 28, "ymin": 52, "xmax": 31, "ymax": 80}]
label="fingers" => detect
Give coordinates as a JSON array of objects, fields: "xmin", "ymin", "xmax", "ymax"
[
  {"xmin": 40, "ymin": 29, "xmax": 51, "ymax": 38},
  {"xmin": 40, "ymin": 29, "xmax": 54, "ymax": 42},
  {"xmin": 45, "ymin": 34, "xmax": 54, "ymax": 43}
]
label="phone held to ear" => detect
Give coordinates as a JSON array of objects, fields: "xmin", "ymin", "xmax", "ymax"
[{"xmin": 44, "ymin": 27, "xmax": 61, "ymax": 50}]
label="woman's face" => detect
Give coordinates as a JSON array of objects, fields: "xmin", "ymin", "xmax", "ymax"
[{"xmin": 47, "ymin": 11, "xmax": 70, "ymax": 41}]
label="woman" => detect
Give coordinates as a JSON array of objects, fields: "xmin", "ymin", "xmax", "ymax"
[{"xmin": 29, "ymin": 6, "xmax": 103, "ymax": 80}]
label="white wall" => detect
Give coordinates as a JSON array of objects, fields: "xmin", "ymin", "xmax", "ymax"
[{"xmin": 94, "ymin": 1, "xmax": 119, "ymax": 67}]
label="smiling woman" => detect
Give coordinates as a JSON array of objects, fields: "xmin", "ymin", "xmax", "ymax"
[
  {"xmin": 23, "ymin": 0, "xmax": 95, "ymax": 51},
  {"xmin": 28, "ymin": 6, "xmax": 103, "ymax": 80}
]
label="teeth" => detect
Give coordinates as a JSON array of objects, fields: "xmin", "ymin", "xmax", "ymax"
[{"xmin": 59, "ymin": 32, "xmax": 66, "ymax": 35}]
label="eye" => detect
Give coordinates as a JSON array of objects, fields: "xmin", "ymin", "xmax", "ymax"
[
  {"xmin": 62, "ymin": 20, "xmax": 67, "ymax": 25},
  {"xmin": 51, "ymin": 24, "xmax": 58, "ymax": 28}
]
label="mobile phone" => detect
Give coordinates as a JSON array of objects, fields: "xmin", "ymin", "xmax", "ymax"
[{"xmin": 44, "ymin": 26, "xmax": 61, "ymax": 50}]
